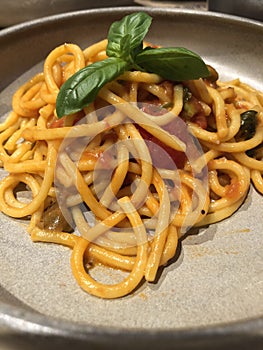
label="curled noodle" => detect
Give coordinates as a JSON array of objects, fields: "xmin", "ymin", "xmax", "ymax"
[{"xmin": 0, "ymin": 39, "xmax": 262, "ymax": 299}]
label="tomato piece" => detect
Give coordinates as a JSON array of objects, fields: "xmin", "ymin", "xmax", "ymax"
[
  {"xmin": 191, "ymin": 113, "xmax": 208, "ymax": 129},
  {"xmin": 136, "ymin": 124, "xmax": 186, "ymax": 169},
  {"xmin": 49, "ymin": 116, "xmax": 66, "ymax": 128}
]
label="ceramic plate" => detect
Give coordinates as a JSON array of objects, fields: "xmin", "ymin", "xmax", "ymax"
[{"xmin": 0, "ymin": 7, "xmax": 262, "ymax": 350}]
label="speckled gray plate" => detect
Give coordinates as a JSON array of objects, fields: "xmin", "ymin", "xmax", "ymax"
[{"xmin": 0, "ymin": 7, "xmax": 263, "ymax": 350}]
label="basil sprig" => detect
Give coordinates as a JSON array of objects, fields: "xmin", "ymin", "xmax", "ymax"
[
  {"xmin": 106, "ymin": 11, "xmax": 152, "ymax": 62},
  {"xmin": 56, "ymin": 12, "xmax": 210, "ymax": 118}
]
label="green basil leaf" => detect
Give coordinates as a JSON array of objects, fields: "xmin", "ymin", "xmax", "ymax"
[
  {"xmin": 56, "ymin": 57, "xmax": 129, "ymax": 117},
  {"xmin": 106, "ymin": 12, "xmax": 152, "ymax": 61},
  {"xmin": 56, "ymin": 12, "xmax": 212, "ymax": 119},
  {"xmin": 135, "ymin": 47, "xmax": 210, "ymax": 81}
]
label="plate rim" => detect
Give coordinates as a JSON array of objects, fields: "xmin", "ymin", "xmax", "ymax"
[
  {"xmin": 1, "ymin": 301, "xmax": 263, "ymax": 345},
  {"xmin": 1, "ymin": 5, "xmax": 263, "ymax": 38}
]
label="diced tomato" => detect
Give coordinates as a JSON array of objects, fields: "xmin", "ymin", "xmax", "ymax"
[
  {"xmin": 141, "ymin": 103, "xmax": 167, "ymax": 116},
  {"xmin": 191, "ymin": 114, "xmax": 207, "ymax": 129},
  {"xmin": 136, "ymin": 123, "xmax": 186, "ymax": 170},
  {"xmin": 159, "ymin": 80, "xmax": 174, "ymax": 101},
  {"xmin": 48, "ymin": 114, "xmax": 83, "ymax": 128},
  {"xmin": 49, "ymin": 116, "xmax": 66, "ymax": 128}
]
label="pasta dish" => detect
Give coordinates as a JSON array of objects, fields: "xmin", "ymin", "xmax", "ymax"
[{"xmin": 0, "ymin": 12, "xmax": 262, "ymax": 299}]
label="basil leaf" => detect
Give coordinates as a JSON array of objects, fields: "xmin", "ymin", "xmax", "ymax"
[
  {"xmin": 56, "ymin": 12, "xmax": 212, "ymax": 118},
  {"xmin": 56, "ymin": 57, "xmax": 129, "ymax": 117},
  {"xmin": 106, "ymin": 12, "xmax": 152, "ymax": 61},
  {"xmin": 135, "ymin": 47, "xmax": 210, "ymax": 81}
]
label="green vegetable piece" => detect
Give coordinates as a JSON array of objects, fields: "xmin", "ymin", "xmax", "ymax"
[
  {"xmin": 135, "ymin": 47, "xmax": 210, "ymax": 81},
  {"xmin": 106, "ymin": 12, "xmax": 152, "ymax": 61},
  {"xmin": 183, "ymin": 87, "xmax": 192, "ymax": 103},
  {"xmin": 183, "ymin": 100, "xmax": 199, "ymax": 118},
  {"xmin": 235, "ymin": 110, "xmax": 258, "ymax": 141},
  {"xmin": 56, "ymin": 57, "xmax": 129, "ymax": 117}
]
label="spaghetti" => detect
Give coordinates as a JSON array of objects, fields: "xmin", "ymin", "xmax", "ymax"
[{"xmin": 0, "ymin": 38, "xmax": 262, "ymax": 299}]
